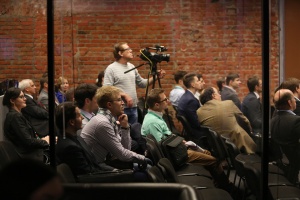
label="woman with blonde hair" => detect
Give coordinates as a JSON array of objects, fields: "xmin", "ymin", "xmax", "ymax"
[{"xmin": 55, "ymin": 77, "xmax": 69, "ymax": 104}]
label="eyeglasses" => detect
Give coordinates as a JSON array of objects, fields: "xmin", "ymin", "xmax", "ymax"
[
  {"xmin": 157, "ymin": 97, "xmax": 168, "ymax": 103},
  {"xmin": 18, "ymin": 95, "xmax": 26, "ymax": 99},
  {"xmin": 120, "ymin": 48, "xmax": 131, "ymax": 52},
  {"xmin": 111, "ymin": 98, "xmax": 123, "ymax": 102}
]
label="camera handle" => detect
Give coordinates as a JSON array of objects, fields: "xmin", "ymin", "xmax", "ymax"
[{"xmin": 124, "ymin": 62, "xmax": 149, "ymax": 74}]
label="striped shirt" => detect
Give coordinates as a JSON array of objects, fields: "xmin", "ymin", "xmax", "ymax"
[
  {"xmin": 103, "ymin": 61, "xmax": 148, "ymax": 107},
  {"xmin": 81, "ymin": 110, "xmax": 145, "ymax": 164}
]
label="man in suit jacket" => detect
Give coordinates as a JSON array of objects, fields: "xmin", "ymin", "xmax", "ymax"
[
  {"xmin": 19, "ymin": 79, "xmax": 49, "ymax": 137},
  {"xmin": 197, "ymin": 87, "xmax": 257, "ymax": 154},
  {"xmin": 241, "ymin": 76, "xmax": 262, "ymax": 133},
  {"xmin": 177, "ymin": 73, "xmax": 205, "ymax": 139},
  {"xmin": 221, "ymin": 73, "xmax": 242, "ymax": 110},
  {"xmin": 271, "ymin": 89, "xmax": 300, "ymax": 183},
  {"xmin": 279, "ymin": 77, "xmax": 300, "ymax": 116}
]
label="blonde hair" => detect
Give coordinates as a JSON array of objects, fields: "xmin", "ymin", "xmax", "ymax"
[{"xmin": 96, "ymin": 86, "xmax": 122, "ymax": 108}]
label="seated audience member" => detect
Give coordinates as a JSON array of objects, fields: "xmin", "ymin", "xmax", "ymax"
[
  {"xmin": 216, "ymin": 77, "xmax": 226, "ymax": 93},
  {"xmin": 55, "ymin": 76, "xmax": 69, "ymax": 103},
  {"xmin": 65, "ymin": 87, "xmax": 75, "ymax": 102},
  {"xmin": 197, "ymin": 87, "xmax": 257, "ymax": 154},
  {"xmin": 194, "ymin": 73, "xmax": 205, "ymax": 102},
  {"xmin": 142, "ymin": 88, "xmax": 234, "ymax": 193},
  {"xmin": 37, "ymin": 76, "xmax": 59, "ymax": 110},
  {"xmin": 3, "ymin": 88, "xmax": 49, "ymax": 161},
  {"xmin": 96, "ymin": 70, "xmax": 105, "ymax": 87},
  {"xmin": 279, "ymin": 77, "xmax": 300, "ymax": 116},
  {"xmin": 74, "ymin": 83, "xmax": 99, "ymax": 129},
  {"xmin": 241, "ymin": 76, "xmax": 262, "ymax": 134},
  {"xmin": 271, "ymin": 89, "xmax": 300, "ymax": 184},
  {"xmin": 221, "ymin": 73, "xmax": 242, "ymax": 110},
  {"xmin": 81, "ymin": 86, "xmax": 150, "ymax": 170},
  {"xmin": 19, "ymin": 79, "xmax": 49, "ymax": 137},
  {"xmin": 55, "ymin": 102, "xmax": 116, "ymax": 176},
  {"xmin": 169, "ymin": 70, "xmax": 187, "ymax": 107},
  {"xmin": 0, "ymin": 159, "xmax": 63, "ymax": 200},
  {"xmin": 177, "ymin": 73, "xmax": 206, "ymax": 139}
]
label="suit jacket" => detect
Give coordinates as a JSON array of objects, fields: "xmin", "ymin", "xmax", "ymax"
[
  {"xmin": 271, "ymin": 111, "xmax": 300, "ymax": 171},
  {"xmin": 177, "ymin": 90, "xmax": 203, "ymax": 137},
  {"xmin": 197, "ymin": 100, "xmax": 257, "ymax": 154},
  {"xmin": 56, "ymin": 134, "xmax": 102, "ymax": 176},
  {"xmin": 241, "ymin": 92, "xmax": 262, "ymax": 133},
  {"xmin": 4, "ymin": 109, "xmax": 48, "ymax": 161},
  {"xmin": 294, "ymin": 99, "xmax": 300, "ymax": 116},
  {"xmin": 37, "ymin": 89, "xmax": 49, "ymax": 110},
  {"xmin": 221, "ymin": 86, "xmax": 241, "ymax": 110},
  {"xmin": 22, "ymin": 94, "xmax": 49, "ymax": 137}
]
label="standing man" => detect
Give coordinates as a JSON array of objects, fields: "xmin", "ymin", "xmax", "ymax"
[
  {"xmin": 241, "ymin": 76, "xmax": 262, "ymax": 134},
  {"xmin": 103, "ymin": 42, "xmax": 165, "ymax": 124},
  {"xmin": 19, "ymin": 79, "xmax": 49, "ymax": 137},
  {"xmin": 81, "ymin": 86, "xmax": 150, "ymax": 170},
  {"xmin": 177, "ymin": 73, "xmax": 206, "ymax": 138},
  {"xmin": 221, "ymin": 73, "xmax": 242, "ymax": 110}
]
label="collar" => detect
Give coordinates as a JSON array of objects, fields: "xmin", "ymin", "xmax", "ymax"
[
  {"xmin": 277, "ymin": 110, "xmax": 296, "ymax": 115},
  {"xmin": 80, "ymin": 109, "xmax": 95, "ymax": 122},
  {"xmin": 174, "ymin": 85, "xmax": 184, "ymax": 90},
  {"xmin": 224, "ymin": 85, "xmax": 236, "ymax": 93},
  {"xmin": 253, "ymin": 92, "xmax": 260, "ymax": 99},
  {"xmin": 97, "ymin": 108, "xmax": 118, "ymax": 126},
  {"xmin": 295, "ymin": 96, "xmax": 300, "ymax": 102},
  {"xmin": 25, "ymin": 93, "xmax": 33, "ymax": 99},
  {"xmin": 187, "ymin": 89, "xmax": 195, "ymax": 95},
  {"xmin": 148, "ymin": 109, "xmax": 163, "ymax": 118}
]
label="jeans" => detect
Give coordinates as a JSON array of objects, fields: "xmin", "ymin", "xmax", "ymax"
[{"xmin": 124, "ymin": 107, "xmax": 138, "ymax": 124}]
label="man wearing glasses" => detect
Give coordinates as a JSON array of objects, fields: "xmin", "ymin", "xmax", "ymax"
[{"xmin": 103, "ymin": 42, "xmax": 165, "ymax": 124}]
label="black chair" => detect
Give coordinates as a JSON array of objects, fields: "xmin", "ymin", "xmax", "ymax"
[
  {"xmin": 57, "ymin": 163, "xmax": 77, "ymax": 183},
  {"xmin": 0, "ymin": 140, "xmax": 21, "ymax": 170},
  {"xmin": 63, "ymin": 183, "xmax": 199, "ymax": 200}
]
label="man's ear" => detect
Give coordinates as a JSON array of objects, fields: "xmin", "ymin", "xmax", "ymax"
[
  {"xmin": 69, "ymin": 119, "xmax": 75, "ymax": 126},
  {"xmin": 85, "ymin": 98, "xmax": 91, "ymax": 105},
  {"xmin": 106, "ymin": 101, "xmax": 113, "ymax": 109}
]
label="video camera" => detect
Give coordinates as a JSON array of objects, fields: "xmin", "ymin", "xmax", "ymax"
[{"xmin": 139, "ymin": 45, "xmax": 170, "ymax": 64}]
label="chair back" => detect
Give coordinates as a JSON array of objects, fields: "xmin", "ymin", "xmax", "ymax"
[
  {"xmin": 176, "ymin": 115, "xmax": 193, "ymax": 140},
  {"xmin": 145, "ymin": 134, "xmax": 164, "ymax": 165},
  {"xmin": 56, "ymin": 163, "xmax": 77, "ymax": 183},
  {"xmin": 0, "ymin": 140, "xmax": 21, "ymax": 170},
  {"xmin": 147, "ymin": 165, "xmax": 167, "ymax": 183},
  {"xmin": 157, "ymin": 158, "xmax": 180, "ymax": 183},
  {"xmin": 0, "ymin": 95, "xmax": 9, "ymax": 141}
]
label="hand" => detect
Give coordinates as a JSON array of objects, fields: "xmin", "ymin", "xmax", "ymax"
[
  {"xmin": 123, "ymin": 93, "xmax": 133, "ymax": 107},
  {"xmin": 118, "ymin": 114, "xmax": 129, "ymax": 128},
  {"xmin": 138, "ymin": 158, "xmax": 153, "ymax": 170},
  {"xmin": 203, "ymin": 150, "xmax": 211, "ymax": 155},
  {"xmin": 157, "ymin": 69, "xmax": 166, "ymax": 79}
]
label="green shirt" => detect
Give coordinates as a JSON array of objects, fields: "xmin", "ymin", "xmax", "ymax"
[{"xmin": 141, "ymin": 110, "xmax": 172, "ymax": 142}]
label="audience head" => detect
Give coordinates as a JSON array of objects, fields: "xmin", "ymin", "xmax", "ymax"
[
  {"xmin": 39, "ymin": 76, "xmax": 48, "ymax": 94},
  {"xmin": 96, "ymin": 71, "xmax": 105, "ymax": 87},
  {"xmin": 74, "ymin": 83, "xmax": 99, "ymax": 112},
  {"xmin": 19, "ymin": 79, "xmax": 36, "ymax": 96},
  {"xmin": 146, "ymin": 88, "xmax": 168, "ymax": 112},
  {"xmin": 55, "ymin": 101, "xmax": 82, "ymax": 133},
  {"xmin": 200, "ymin": 87, "xmax": 221, "ymax": 105},
  {"xmin": 280, "ymin": 77, "xmax": 300, "ymax": 97},
  {"xmin": 225, "ymin": 73, "xmax": 241, "ymax": 89},
  {"xmin": 3, "ymin": 87, "xmax": 26, "ymax": 111},
  {"xmin": 247, "ymin": 75, "xmax": 262, "ymax": 93},
  {"xmin": 55, "ymin": 77, "xmax": 69, "ymax": 93},
  {"xmin": 65, "ymin": 87, "xmax": 75, "ymax": 102},
  {"xmin": 0, "ymin": 159, "xmax": 63, "ymax": 200},
  {"xmin": 216, "ymin": 77, "xmax": 225, "ymax": 92},
  {"xmin": 196, "ymin": 73, "xmax": 205, "ymax": 91},
  {"xmin": 183, "ymin": 72, "xmax": 205, "ymax": 92},
  {"xmin": 113, "ymin": 42, "xmax": 131, "ymax": 61},
  {"xmin": 173, "ymin": 70, "xmax": 187, "ymax": 85},
  {"xmin": 96, "ymin": 86, "xmax": 124, "ymax": 116},
  {"xmin": 273, "ymin": 89, "xmax": 296, "ymax": 111}
]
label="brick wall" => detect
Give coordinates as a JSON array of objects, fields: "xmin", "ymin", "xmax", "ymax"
[{"xmin": 0, "ymin": 0, "xmax": 279, "ymax": 130}]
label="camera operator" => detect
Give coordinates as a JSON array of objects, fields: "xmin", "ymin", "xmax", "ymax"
[{"xmin": 104, "ymin": 42, "xmax": 166, "ymax": 124}]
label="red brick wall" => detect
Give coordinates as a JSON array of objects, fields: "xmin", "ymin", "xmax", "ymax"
[{"xmin": 0, "ymin": 0, "xmax": 279, "ymax": 101}]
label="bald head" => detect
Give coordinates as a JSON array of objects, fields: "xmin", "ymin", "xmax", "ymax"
[{"xmin": 273, "ymin": 89, "xmax": 296, "ymax": 110}]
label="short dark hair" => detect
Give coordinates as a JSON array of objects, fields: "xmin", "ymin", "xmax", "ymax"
[
  {"xmin": 183, "ymin": 73, "xmax": 197, "ymax": 89},
  {"xmin": 39, "ymin": 76, "xmax": 48, "ymax": 94},
  {"xmin": 74, "ymin": 84, "xmax": 98, "ymax": 108},
  {"xmin": 216, "ymin": 77, "xmax": 225, "ymax": 92},
  {"xmin": 55, "ymin": 102, "xmax": 77, "ymax": 131},
  {"xmin": 96, "ymin": 71, "xmax": 105, "ymax": 87},
  {"xmin": 113, "ymin": 42, "xmax": 127, "ymax": 61},
  {"xmin": 146, "ymin": 88, "xmax": 165, "ymax": 108},
  {"xmin": 225, "ymin": 73, "xmax": 239, "ymax": 85},
  {"xmin": 173, "ymin": 71, "xmax": 187, "ymax": 84},
  {"xmin": 247, "ymin": 76, "xmax": 260, "ymax": 93},
  {"xmin": 280, "ymin": 78, "xmax": 300, "ymax": 93},
  {"xmin": 200, "ymin": 87, "xmax": 215, "ymax": 105},
  {"xmin": 3, "ymin": 87, "xmax": 22, "ymax": 108},
  {"xmin": 274, "ymin": 91, "xmax": 294, "ymax": 110}
]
